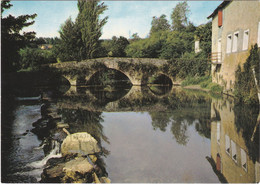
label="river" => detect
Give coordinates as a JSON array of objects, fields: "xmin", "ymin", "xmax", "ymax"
[{"xmin": 1, "ymin": 84, "xmax": 259, "ymax": 183}]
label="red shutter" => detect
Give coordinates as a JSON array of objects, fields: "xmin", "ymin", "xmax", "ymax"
[{"xmin": 218, "ymin": 10, "xmax": 223, "ymax": 27}]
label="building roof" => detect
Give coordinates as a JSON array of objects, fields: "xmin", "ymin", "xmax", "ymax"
[{"xmin": 207, "ymin": 1, "xmax": 231, "ymax": 19}]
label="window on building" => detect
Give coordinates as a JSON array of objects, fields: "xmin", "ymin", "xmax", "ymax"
[
  {"xmin": 232, "ymin": 32, "xmax": 239, "ymax": 52},
  {"xmin": 227, "ymin": 34, "xmax": 232, "ymax": 53},
  {"xmin": 231, "ymin": 140, "xmax": 237, "ymax": 163},
  {"xmin": 257, "ymin": 22, "xmax": 260, "ymax": 47},
  {"xmin": 217, "ymin": 122, "xmax": 220, "ymax": 144},
  {"xmin": 241, "ymin": 148, "xmax": 247, "ymax": 172},
  {"xmin": 243, "ymin": 30, "xmax": 249, "ymax": 50},
  {"xmin": 225, "ymin": 135, "xmax": 230, "ymax": 155}
]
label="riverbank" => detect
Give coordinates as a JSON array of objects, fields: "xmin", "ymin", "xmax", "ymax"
[{"xmin": 181, "ymin": 76, "xmax": 223, "ymax": 94}]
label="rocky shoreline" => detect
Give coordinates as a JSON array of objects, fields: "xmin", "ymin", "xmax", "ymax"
[{"xmin": 32, "ymin": 92, "xmax": 110, "ymax": 183}]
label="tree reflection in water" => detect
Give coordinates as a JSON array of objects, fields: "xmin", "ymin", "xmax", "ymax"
[
  {"xmin": 234, "ymin": 103, "xmax": 259, "ymax": 163},
  {"xmin": 149, "ymin": 89, "xmax": 212, "ymax": 145}
]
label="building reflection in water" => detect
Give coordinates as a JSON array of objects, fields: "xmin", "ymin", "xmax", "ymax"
[{"xmin": 208, "ymin": 97, "xmax": 260, "ymax": 183}]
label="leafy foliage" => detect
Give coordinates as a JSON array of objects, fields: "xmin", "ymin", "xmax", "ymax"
[
  {"xmin": 194, "ymin": 21, "xmax": 212, "ymax": 55},
  {"xmin": 234, "ymin": 44, "xmax": 260, "ymax": 104},
  {"xmin": 19, "ymin": 47, "xmax": 56, "ymax": 70},
  {"xmin": 126, "ymin": 30, "xmax": 195, "ymax": 59},
  {"xmin": 1, "ymin": 0, "xmax": 37, "ymax": 72},
  {"xmin": 167, "ymin": 54, "xmax": 210, "ymax": 79}
]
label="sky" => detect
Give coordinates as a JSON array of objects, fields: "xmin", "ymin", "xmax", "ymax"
[{"xmin": 2, "ymin": 1, "xmax": 221, "ymax": 39}]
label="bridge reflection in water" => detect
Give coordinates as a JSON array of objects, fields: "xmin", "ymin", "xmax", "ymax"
[{"xmin": 59, "ymin": 85, "xmax": 173, "ymax": 112}]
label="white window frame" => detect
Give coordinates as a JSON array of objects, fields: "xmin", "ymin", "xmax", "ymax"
[
  {"xmin": 225, "ymin": 135, "xmax": 230, "ymax": 155},
  {"xmin": 231, "ymin": 140, "xmax": 237, "ymax": 163},
  {"xmin": 243, "ymin": 29, "xmax": 249, "ymax": 51},
  {"xmin": 241, "ymin": 148, "xmax": 247, "ymax": 172},
  {"xmin": 257, "ymin": 22, "xmax": 260, "ymax": 47},
  {"xmin": 232, "ymin": 31, "xmax": 239, "ymax": 52},
  {"xmin": 226, "ymin": 34, "xmax": 232, "ymax": 53}
]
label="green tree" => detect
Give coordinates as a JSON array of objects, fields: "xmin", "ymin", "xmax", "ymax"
[
  {"xmin": 150, "ymin": 14, "xmax": 170, "ymax": 35},
  {"xmin": 19, "ymin": 47, "xmax": 56, "ymax": 70},
  {"xmin": 126, "ymin": 31, "xmax": 168, "ymax": 58},
  {"xmin": 110, "ymin": 36, "xmax": 130, "ymax": 57},
  {"xmin": 195, "ymin": 21, "xmax": 212, "ymax": 55},
  {"xmin": 171, "ymin": 1, "xmax": 190, "ymax": 31},
  {"xmin": 55, "ymin": 17, "xmax": 83, "ymax": 61},
  {"xmin": 131, "ymin": 33, "xmax": 141, "ymax": 42},
  {"xmin": 1, "ymin": 0, "xmax": 37, "ymax": 72},
  {"xmin": 76, "ymin": 0, "xmax": 108, "ymax": 59},
  {"xmin": 125, "ymin": 38, "xmax": 147, "ymax": 58}
]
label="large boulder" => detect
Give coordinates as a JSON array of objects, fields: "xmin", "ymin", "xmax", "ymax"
[
  {"xmin": 62, "ymin": 157, "xmax": 94, "ymax": 183},
  {"xmin": 41, "ymin": 157, "xmax": 94, "ymax": 183},
  {"xmin": 61, "ymin": 132, "xmax": 100, "ymax": 156},
  {"xmin": 41, "ymin": 161, "xmax": 65, "ymax": 183},
  {"xmin": 63, "ymin": 157, "xmax": 93, "ymax": 174}
]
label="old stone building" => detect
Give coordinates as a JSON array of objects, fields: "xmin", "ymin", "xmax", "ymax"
[{"xmin": 208, "ymin": 1, "xmax": 260, "ymax": 91}]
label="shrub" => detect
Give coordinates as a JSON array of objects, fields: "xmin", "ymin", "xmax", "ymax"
[
  {"xmin": 182, "ymin": 75, "xmax": 211, "ymax": 86},
  {"xmin": 234, "ymin": 44, "xmax": 259, "ymax": 104},
  {"xmin": 19, "ymin": 47, "xmax": 56, "ymax": 70},
  {"xmin": 207, "ymin": 83, "xmax": 223, "ymax": 93}
]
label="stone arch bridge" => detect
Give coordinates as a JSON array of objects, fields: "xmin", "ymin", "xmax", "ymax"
[{"xmin": 48, "ymin": 57, "xmax": 173, "ymax": 86}]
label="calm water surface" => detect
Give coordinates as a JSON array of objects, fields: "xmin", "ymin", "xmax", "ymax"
[{"xmin": 1, "ymin": 85, "xmax": 259, "ymax": 183}]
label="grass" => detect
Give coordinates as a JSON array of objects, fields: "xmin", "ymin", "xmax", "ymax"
[
  {"xmin": 181, "ymin": 75, "xmax": 211, "ymax": 86},
  {"xmin": 182, "ymin": 75, "xmax": 223, "ymax": 94},
  {"xmin": 17, "ymin": 67, "xmax": 36, "ymax": 72}
]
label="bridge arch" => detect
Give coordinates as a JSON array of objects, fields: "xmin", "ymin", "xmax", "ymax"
[
  {"xmin": 85, "ymin": 68, "xmax": 132, "ymax": 86},
  {"xmin": 85, "ymin": 62, "xmax": 143, "ymax": 86},
  {"xmin": 148, "ymin": 72, "xmax": 173, "ymax": 86}
]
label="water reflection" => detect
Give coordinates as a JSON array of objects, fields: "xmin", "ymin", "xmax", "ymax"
[
  {"xmin": 148, "ymin": 85, "xmax": 172, "ymax": 96},
  {"xmin": 57, "ymin": 86, "xmax": 259, "ymax": 182},
  {"xmin": 209, "ymin": 97, "xmax": 260, "ymax": 183},
  {"xmin": 2, "ymin": 83, "xmax": 260, "ymax": 183}
]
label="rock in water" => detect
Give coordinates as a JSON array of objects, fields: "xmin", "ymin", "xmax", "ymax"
[
  {"xmin": 100, "ymin": 177, "xmax": 111, "ymax": 183},
  {"xmin": 61, "ymin": 132, "xmax": 100, "ymax": 156},
  {"xmin": 63, "ymin": 157, "xmax": 93, "ymax": 174},
  {"xmin": 41, "ymin": 157, "xmax": 94, "ymax": 183}
]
